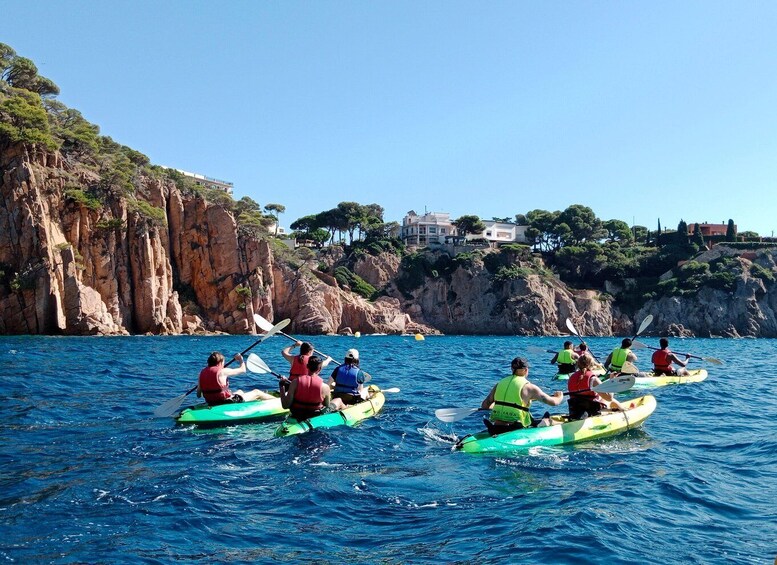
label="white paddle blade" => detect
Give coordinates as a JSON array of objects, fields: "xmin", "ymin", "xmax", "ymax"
[
  {"xmin": 381, "ymin": 387, "xmax": 400, "ymax": 393},
  {"xmin": 246, "ymin": 353, "xmax": 271, "ymax": 374},
  {"xmin": 565, "ymin": 318, "xmax": 579, "ymax": 336},
  {"xmin": 636, "ymin": 315, "xmax": 653, "ymax": 336},
  {"xmin": 253, "ymin": 313, "xmax": 275, "ymax": 332},
  {"xmin": 435, "ymin": 407, "xmax": 479, "ymax": 423},
  {"xmin": 154, "ymin": 393, "xmax": 188, "ymax": 418},
  {"xmin": 620, "ymin": 361, "xmax": 639, "ymax": 374},
  {"xmin": 260, "ymin": 318, "xmax": 290, "ymax": 342},
  {"xmin": 594, "ymin": 374, "xmax": 635, "ymax": 394},
  {"xmin": 704, "ymin": 357, "xmax": 723, "ymax": 365},
  {"xmin": 630, "ymin": 340, "xmax": 648, "ymax": 350},
  {"xmin": 527, "ymin": 345, "xmax": 552, "ymax": 355}
]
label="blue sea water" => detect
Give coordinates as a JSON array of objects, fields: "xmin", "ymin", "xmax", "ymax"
[{"xmin": 1, "ymin": 334, "xmax": 776, "ymax": 564}]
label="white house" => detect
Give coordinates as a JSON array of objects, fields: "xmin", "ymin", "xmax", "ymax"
[
  {"xmin": 169, "ymin": 168, "xmax": 234, "ymax": 194},
  {"xmin": 465, "ymin": 220, "xmax": 529, "ymax": 246},
  {"xmin": 400, "ymin": 211, "xmax": 457, "ymax": 247}
]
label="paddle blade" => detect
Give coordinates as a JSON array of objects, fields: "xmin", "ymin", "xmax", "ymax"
[
  {"xmin": 247, "ymin": 353, "xmax": 272, "ymax": 374},
  {"xmin": 703, "ymin": 357, "xmax": 723, "ymax": 365},
  {"xmin": 636, "ymin": 315, "xmax": 653, "ymax": 336},
  {"xmin": 154, "ymin": 393, "xmax": 188, "ymax": 418},
  {"xmin": 630, "ymin": 340, "xmax": 649, "ymax": 350},
  {"xmin": 253, "ymin": 313, "xmax": 274, "ymax": 332},
  {"xmin": 565, "ymin": 318, "xmax": 579, "ymax": 336},
  {"xmin": 594, "ymin": 374, "xmax": 635, "ymax": 394},
  {"xmin": 381, "ymin": 387, "xmax": 401, "ymax": 393},
  {"xmin": 620, "ymin": 361, "xmax": 639, "ymax": 374},
  {"xmin": 435, "ymin": 407, "xmax": 480, "ymax": 423},
  {"xmin": 260, "ymin": 318, "xmax": 290, "ymax": 342},
  {"xmin": 527, "ymin": 345, "xmax": 556, "ymax": 355}
]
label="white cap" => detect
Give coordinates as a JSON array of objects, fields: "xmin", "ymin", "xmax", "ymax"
[{"xmin": 345, "ymin": 348, "xmax": 359, "ymax": 361}]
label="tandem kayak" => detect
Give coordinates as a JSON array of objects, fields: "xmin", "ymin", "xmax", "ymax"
[
  {"xmin": 176, "ymin": 394, "xmax": 288, "ymax": 427},
  {"xmin": 274, "ymin": 385, "xmax": 386, "ymax": 437},
  {"xmin": 553, "ymin": 367, "xmax": 606, "ymax": 381},
  {"xmin": 631, "ymin": 369, "xmax": 708, "ymax": 388},
  {"xmin": 456, "ymin": 395, "xmax": 657, "ymax": 454}
]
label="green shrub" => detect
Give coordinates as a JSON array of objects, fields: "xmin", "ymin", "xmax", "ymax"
[
  {"xmin": 333, "ymin": 266, "xmax": 376, "ymax": 299},
  {"xmin": 493, "ymin": 265, "xmax": 533, "ymax": 283},
  {"xmin": 750, "ymin": 263, "xmax": 775, "ymax": 283},
  {"xmin": 95, "ymin": 218, "xmax": 125, "ymax": 230},
  {"xmin": 129, "ymin": 198, "xmax": 167, "ymax": 227},
  {"xmin": 64, "ymin": 186, "xmax": 102, "ymax": 210}
]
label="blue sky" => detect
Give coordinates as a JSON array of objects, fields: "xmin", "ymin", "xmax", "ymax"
[{"xmin": 5, "ymin": 1, "xmax": 777, "ymax": 235}]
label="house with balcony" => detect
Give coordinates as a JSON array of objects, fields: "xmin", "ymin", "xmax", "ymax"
[
  {"xmin": 400, "ymin": 211, "xmax": 457, "ymax": 247},
  {"xmin": 172, "ymin": 168, "xmax": 234, "ymax": 194},
  {"xmin": 686, "ymin": 222, "xmax": 736, "ymax": 237},
  {"xmin": 467, "ymin": 220, "xmax": 529, "ymax": 246}
]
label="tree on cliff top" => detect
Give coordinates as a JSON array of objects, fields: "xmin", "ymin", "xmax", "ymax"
[
  {"xmin": 453, "ymin": 215, "xmax": 486, "ymax": 237},
  {"xmin": 264, "ymin": 203, "xmax": 286, "ymax": 236}
]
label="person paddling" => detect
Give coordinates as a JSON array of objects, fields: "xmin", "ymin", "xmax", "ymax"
[
  {"xmin": 604, "ymin": 338, "xmax": 638, "ymax": 374},
  {"xmin": 480, "ymin": 357, "xmax": 564, "ymax": 435},
  {"xmin": 651, "ymin": 338, "xmax": 690, "ymax": 376},
  {"xmin": 567, "ymin": 355, "xmax": 625, "ymax": 419},
  {"xmin": 550, "ymin": 341, "xmax": 579, "ymax": 376},
  {"xmin": 279, "ymin": 356, "xmax": 336, "ymax": 420},
  {"xmin": 329, "ymin": 349, "xmax": 369, "ymax": 406},
  {"xmin": 197, "ymin": 351, "xmax": 274, "ymax": 406}
]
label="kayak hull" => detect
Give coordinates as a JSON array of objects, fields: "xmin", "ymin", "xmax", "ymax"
[
  {"xmin": 456, "ymin": 395, "xmax": 657, "ymax": 454},
  {"xmin": 274, "ymin": 385, "xmax": 386, "ymax": 437},
  {"xmin": 632, "ymin": 369, "xmax": 708, "ymax": 388},
  {"xmin": 176, "ymin": 394, "xmax": 288, "ymax": 427}
]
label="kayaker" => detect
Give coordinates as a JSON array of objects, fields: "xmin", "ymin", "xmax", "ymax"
[
  {"xmin": 197, "ymin": 351, "xmax": 275, "ymax": 406},
  {"xmin": 480, "ymin": 357, "xmax": 564, "ymax": 435},
  {"xmin": 550, "ymin": 341, "xmax": 579, "ymax": 376},
  {"xmin": 604, "ymin": 338, "xmax": 638, "ymax": 374},
  {"xmin": 567, "ymin": 355, "xmax": 625, "ymax": 419},
  {"xmin": 328, "ymin": 349, "xmax": 369, "ymax": 406},
  {"xmin": 279, "ymin": 356, "xmax": 335, "ymax": 420},
  {"xmin": 575, "ymin": 343, "xmax": 604, "ymax": 371},
  {"xmin": 651, "ymin": 338, "xmax": 690, "ymax": 376}
]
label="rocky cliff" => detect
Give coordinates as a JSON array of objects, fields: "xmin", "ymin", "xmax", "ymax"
[{"xmin": 0, "ymin": 142, "xmax": 431, "ymax": 336}]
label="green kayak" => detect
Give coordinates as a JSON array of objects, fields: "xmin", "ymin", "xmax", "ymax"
[
  {"xmin": 274, "ymin": 385, "xmax": 386, "ymax": 437},
  {"xmin": 176, "ymin": 393, "xmax": 288, "ymax": 427},
  {"xmin": 456, "ymin": 395, "xmax": 657, "ymax": 454}
]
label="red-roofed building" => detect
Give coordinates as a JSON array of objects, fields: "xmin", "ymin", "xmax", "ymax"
[{"xmin": 687, "ymin": 222, "xmax": 735, "ymax": 237}]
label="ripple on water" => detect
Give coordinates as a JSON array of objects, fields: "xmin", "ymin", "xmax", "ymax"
[{"xmin": 1, "ymin": 334, "xmax": 775, "ymax": 564}]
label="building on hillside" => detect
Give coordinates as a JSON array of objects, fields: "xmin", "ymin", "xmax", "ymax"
[
  {"xmin": 265, "ymin": 222, "xmax": 287, "ymax": 237},
  {"xmin": 466, "ymin": 220, "xmax": 529, "ymax": 246},
  {"xmin": 401, "ymin": 210, "xmax": 457, "ymax": 247},
  {"xmin": 686, "ymin": 222, "xmax": 736, "ymax": 237},
  {"xmin": 173, "ymin": 168, "xmax": 234, "ymax": 194}
]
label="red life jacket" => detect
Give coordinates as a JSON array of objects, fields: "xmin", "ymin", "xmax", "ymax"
[
  {"xmin": 291, "ymin": 374, "xmax": 324, "ymax": 412},
  {"xmin": 652, "ymin": 349, "xmax": 672, "ymax": 372},
  {"xmin": 568, "ymin": 369, "xmax": 600, "ymax": 401},
  {"xmin": 199, "ymin": 365, "xmax": 231, "ymax": 405},
  {"xmin": 289, "ymin": 353, "xmax": 311, "ymax": 380}
]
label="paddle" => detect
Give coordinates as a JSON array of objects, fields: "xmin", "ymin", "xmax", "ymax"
[
  {"xmin": 526, "ymin": 345, "xmax": 558, "ymax": 355},
  {"xmin": 435, "ymin": 375, "xmax": 636, "ymax": 423},
  {"xmin": 152, "ymin": 319, "xmax": 290, "ymax": 417},
  {"xmin": 254, "ymin": 313, "xmax": 338, "ymax": 366},
  {"xmin": 247, "ymin": 353, "xmax": 373, "ymax": 384},
  {"xmin": 631, "ymin": 340, "xmax": 723, "ymax": 365},
  {"xmin": 633, "ymin": 315, "xmax": 654, "ymax": 339},
  {"xmin": 565, "ymin": 318, "xmax": 602, "ymax": 364}
]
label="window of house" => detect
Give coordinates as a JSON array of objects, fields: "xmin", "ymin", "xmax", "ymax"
[
  {"xmin": 429, "ymin": 227, "xmax": 437, "ymax": 234},
  {"xmin": 440, "ymin": 228, "xmax": 446, "ymax": 234},
  {"xmin": 486, "ymin": 231, "xmax": 492, "ymax": 237},
  {"xmin": 419, "ymin": 227, "xmax": 426, "ymax": 234}
]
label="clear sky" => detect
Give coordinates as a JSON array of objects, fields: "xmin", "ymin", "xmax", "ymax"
[{"xmin": 5, "ymin": 1, "xmax": 777, "ymax": 235}]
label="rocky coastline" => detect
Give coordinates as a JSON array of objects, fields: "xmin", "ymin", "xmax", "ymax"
[{"xmin": 2, "ymin": 142, "xmax": 777, "ymax": 338}]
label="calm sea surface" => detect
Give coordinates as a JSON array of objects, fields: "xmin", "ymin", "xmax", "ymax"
[{"xmin": 1, "ymin": 334, "xmax": 775, "ymax": 564}]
